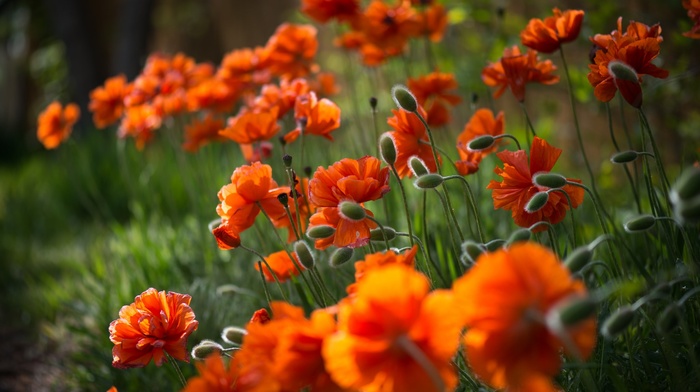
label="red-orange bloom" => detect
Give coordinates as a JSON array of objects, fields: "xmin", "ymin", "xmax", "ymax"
[
  {"xmin": 419, "ymin": 3, "xmax": 448, "ymax": 42},
  {"xmin": 250, "ymin": 308, "xmax": 271, "ymax": 325},
  {"xmin": 219, "ymin": 107, "xmax": 281, "ymax": 145},
  {"xmin": 217, "ymin": 47, "xmax": 270, "ymax": 97},
  {"xmin": 362, "ymin": 0, "xmax": 421, "ymax": 50},
  {"xmin": 182, "ymin": 114, "xmax": 226, "ymax": 152},
  {"xmin": 36, "ymin": 101, "xmax": 80, "ymax": 150},
  {"xmin": 89, "ymin": 74, "xmax": 129, "ymax": 129},
  {"xmin": 301, "ymin": 0, "xmax": 360, "ymax": 24},
  {"xmin": 683, "ymin": 0, "xmax": 700, "ymax": 39},
  {"xmin": 263, "ymin": 24, "xmax": 319, "ymax": 79},
  {"xmin": 589, "ymin": 17, "xmax": 663, "ymax": 52},
  {"xmin": 386, "ymin": 106, "xmax": 440, "ymax": 178},
  {"xmin": 452, "ymin": 242, "xmax": 597, "ymax": 391},
  {"xmin": 255, "ymin": 250, "xmax": 303, "ymax": 283},
  {"xmin": 323, "ymin": 265, "xmax": 463, "ymax": 392},
  {"xmin": 109, "ymin": 288, "xmax": 198, "ymax": 369},
  {"xmin": 520, "ymin": 8, "xmax": 584, "ymax": 53},
  {"xmin": 253, "ymin": 78, "xmax": 310, "ymax": 119},
  {"xmin": 186, "ymin": 77, "xmax": 237, "ymax": 113},
  {"xmin": 182, "ymin": 354, "xmax": 251, "ymax": 392},
  {"xmin": 118, "ymin": 104, "xmax": 162, "ymax": 150},
  {"xmin": 482, "ymin": 46, "xmax": 559, "ymax": 102},
  {"xmin": 455, "ymin": 108, "xmax": 505, "ymax": 176},
  {"xmin": 347, "ymin": 245, "xmax": 417, "ymax": 295},
  {"xmin": 407, "ymin": 71, "xmax": 462, "ymax": 127},
  {"xmin": 284, "ymin": 92, "xmax": 341, "ymax": 144},
  {"xmin": 487, "ymin": 137, "xmax": 584, "ymax": 231}
]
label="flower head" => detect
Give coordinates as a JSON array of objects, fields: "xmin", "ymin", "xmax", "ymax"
[
  {"xmin": 452, "ymin": 242, "xmax": 597, "ymax": 391},
  {"xmin": 301, "ymin": 0, "xmax": 360, "ymax": 24},
  {"xmin": 181, "ymin": 354, "xmax": 249, "ymax": 392},
  {"xmin": 385, "ymin": 106, "xmax": 439, "ymax": 178},
  {"xmin": 683, "ymin": 0, "xmax": 700, "ymax": 39},
  {"xmin": 520, "ymin": 8, "xmax": 584, "ymax": 53},
  {"xmin": 283, "ymin": 92, "xmax": 341, "ymax": 144},
  {"xmin": 487, "ymin": 137, "xmax": 584, "ymax": 231},
  {"xmin": 109, "ymin": 288, "xmax": 198, "ymax": 369},
  {"xmin": 263, "ymin": 23, "xmax": 319, "ymax": 79},
  {"xmin": 455, "ymin": 108, "xmax": 505, "ymax": 176},
  {"xmin": 482, "ymin": 46, "xmax": 559, "ymax": 102},
  {"xmin": 182, "ymin": 114, "xmax": 226, "ymax": 152},
  {"xmin": 37, "ymin": 101, "xmax": 80, "ymax": 149},
  {"xmin": 347, "ymin": 246, "xmax": 417, "ymax": 295},
  {"xmin": 89, "ymin": 74, "xmax": 129, "ymax": 129},
  {"xmin": 407, "ymin": 71, "xmax": 462, "ymax": 127},
  {"xmin": 219, "ymin": 107, "xmax": 281, "ymax": 145},
  {"xmin": 255, "ymin": 250, "xmax": 303, "ymax": 283}
]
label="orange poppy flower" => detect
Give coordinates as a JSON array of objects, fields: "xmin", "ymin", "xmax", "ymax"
[
  {"xmin": 520, "ymin": 8, "xmax": 584, "ymax": 54},
  {"xmin": 308, "ymin": 206, "xmax": 379, "ymax": 250},
  {"xmin": 588, "ymin": 19, "xmax": 669, "ymax": 108},
  {"xmin": 255, "ymin": 250, "xmax": 303, "ymax": 283},
  {"xmin": 418, "ymin": 3, "xmax": 448, "ymax": 42},
  {"xmin": 253, "ymin": 78, "xmax": 310, "ymax": 119},
  {"xmin": 482, "ymin": 46, "xmax": 559, "ymax": 102},
  {"xmin": 109, "ymin": 288, "xmax": 198, "ymax": 369},
  {"xmin": 323, "ymin": 264, "xmax": 463, "ymax": 392},
  {"xmin": 213, "ymin": 162, "xmax": 289, "ymax": 249},
  {"xmin": 362, "ymin": 0, "xmax": 421, "ymax": 50},
  {"xmin": 89, "ymin": 74, "xmax": 129, "ymax": 129},
  {"xmin": 263, "ymin": 23, "xmax": 319, "ymax": 79},
  {"xmin": 310, "ymin": 72, "xmax": 341, "ymax": 97},
  {"xmin": 219, "ymin": 107, "xmax": 281, "ymax": 145},
  {"xmin": 118, "ymin": 104, "xmax": 162, "ymax": 150},
  {"xmin": 454, "ymin": 108, "xmax": 505, "ymax": 176},
  {"xmin": 301, "ymin": 0, "xmax": 360, "ymax": 24},
  {"xmin": 283, "ymin": 92, "xmax": 341, "ymax": 144},
  {"xmin": 346, "ymin": 245, "xmax": 417, "ymax": 295},
  {"xmin": 487, "ymin": 137, "xmax": 584, "ymax": 231},
  {"xmin": 181, "ymin": 114, "xmax": 224, "ymax": 152},
  {"xmin": 386, "ymin": 106, "xmax": 439, "ymax": 178},
  {"xmin": 407, "ymin": 71, "xmax": 462, "ymax": 127},
  {"xmin": 452, "ymin": 242, "xmax": 597, "ymax": 391},
  {"xmin": 36, "ymin": 101, "xmax": 80, "ymax": 150},
  {"xmin": 589, "ymin": 17, "xmax": 663, "ymax": 53},
  {"xmin": 186, "ymin": 77, "xmax": 237, "ymax": 113},
  {"xmin": 181, "ymin": 353, "xmax": 249, "ymax": 392},
  {"xmin": 683, "ymin": 0, "xmax": 700, "ymax": 39},
  {"xmin": 217, "ymin": 47, "xmax": 270, "ymax": 97},
  {"xmin": 250, "ymin": 308, "xmax": 271, "ymax": 325}
]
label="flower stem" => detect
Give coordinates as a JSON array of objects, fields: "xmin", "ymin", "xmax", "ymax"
[
  {"xmin": 165, "ymin": 352, "xmax": 187, "ymax": 387},
  {"xmin": 390, "ymin": 165, "xmax": 415, "ymax": 246},
  {"xmin": 396, "ymin": 335, "xmax": 445, "ymax": 392}
]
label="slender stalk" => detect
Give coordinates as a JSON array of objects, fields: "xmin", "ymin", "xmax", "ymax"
[
  {"xmin": 390, "ymin": 166, "xmax": 415, "ymax": 246},
  {"xmin": 443, "ymin": 175, "xmax": 485, "ymax": 242},
  {"xmin": 395, "ymin": 232, "xmax": 441, "ymax": 285},
  {"xmin": 519, "ymin": 102, "xmax": 537, "ymax": 144},
  {"xmin": 240, "ymin": 244, "xmax": 288, "ymax": 303},
  {"xmin": 606, "ymin": 103, "xmax": 642, "ymax": 213},
  {"xmin": 396, "ymin": 335, "xmax": 445, "ymax": 392},
  {"xmin": 366, "ymin": 216, "xmax": 391, "ymax": 251},
  {"xmin": 165, "ymin": 352, "xmax": 187, "ymax": 387}
]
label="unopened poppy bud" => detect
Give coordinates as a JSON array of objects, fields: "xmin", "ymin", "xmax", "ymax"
[
  {"xmin": 608, "ymin": 60, "xmax": 639, "ymax": 83},
  {"xmin": 564, "ymin": 246, "xmax": 593, "ymax": 273},
  {"xmin": 379, "ymin": 133, "xmax": 397, "ymax": 165},
  {"xmin": 611, "ymin": 150, "xmax": 639, "ymax": 164},
  {"xmin": 330, "ymin": 247, "xmax": 354, "ymax": 267},
  {"xmin": 506, "ymin": 228, "xmax": 532, "ymax": 246},
  {"xmin": 468, "ymin": 135, "xmax": 495, "ymax": 151},
  {"xmin": 602, "ymin": 305, "xmax": 636, "ymax": 339},
  {"xmin": 414, "ymin": 174, "xmax": 444, "ymax": 189},
  {"xmin": 672, "ymin": 167, "xmax": 700, "ymax": 201},
  {"xmin": 304, "ymin": 166, "xmax": 312, "ymax": 177},
  {"xmin": 391, "ymin": 84, "xmax": 418, "ymax": 113},
  {"xmin": 282, "ymin": 154, "xmax": 293, "ymax": 168},
  {"xmin": 656, "ymin": 303, "xmax": 681, "ymax": 334},
  {"xmin": 471, "ymin": 92, "xmax": 479, "ymax": 104},
  {"xmin": 623, "ymin": 214, "xmax": 656, "ymax": 233},
  {"xmin": 551, "ymin": 296, "xmax": 597, "ymax": 327},
  {"xmin": 191, "ymin": 340, "xmax": 224, "ymax": 360},
  {"xmin": 409, "ymin": 156, "xmax": 430, "ymax": 176},
  {"xmin": 370, "ymin": 227, "xmax": 396, "ymax": 241},
  {"xmin": 674, "ymin": 196, "xmax": 700, "ymax": 224},
  {"xmin": 339, "ymin": 201, "xmax": 366, "ymax": 221},
  {"xmin": 461, "ymin": 240, "xmax": 485, "ymax": 265},
  {"xmin": 277, "ymin": 193, "xmax": 289, "ymax": 207},
  {"xmin": 294, "ymin": 241, "xmax": 315, "ymax": 269},
  {"xmin": 525, "ymin": 191, "xmax": 550, "ymax": 213},
  {"xmin": 221, "ymin": 326, "xmax": 247, "ymax": 345},
  {"xmin": 369, "ymin": 96, "xmax": 378, "ymax": 111},
  {"xmin": 307, "ymin": 225, "xmax": 336, "ymax": 239},
  {"xmin": 532, "ymin": 172, "xmax": 568, "ymax": 189},
  {"xmin": 484, "ymin": 239, "xmax": 505, "ymax": 252}
]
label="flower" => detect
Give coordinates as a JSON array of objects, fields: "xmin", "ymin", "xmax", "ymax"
[
  {"xmin": 520, "ymin": 8, "xmax": 584, "ymax": 53},
  {"xmin": 587, "ymin": 18, "xmax": 669, "ymax": 108},
  {"xmin": 283, "ymin": 92, "xmax": 342, "ymax": 144},
  {"xmin": 683, "ymin": 0, "xmax": 700, "ymax": 39},
  {"xmin": 182, "ymin": 114, "xmax": 226, "ymax": 152},
  {"xmin": 301, "ymin": 0, "xmax": 360, "ymax": 24},
  {"xmin": 455, "ymin": 108, "xmax": 505, "ymax": 176},
  {"xmin": 181, "ymin": 354, "xmax": 248, "ymax": 392},
  {"xmin": 482, "ymin": 46, "xmax": 559, "ymax": 102},
  {"xmin": 418, "ymin": 3, "xmax": 448, "ymax": 42},
  {"xmin": 219, "ymin": 107, "xmax": 281, "ymax": 144},
  {"xmin": 89, "ymin": 74, "xmax": 129, "ymax": 129},
  {"xmin": 386, "ymin": 106, "xmax": 439, "ymax": 178},
  {"xmin": 346, "ymin": 245, "xmax": 417, "ymax": 295},
  {"xmin": 452, "ymin": 242, "xmax": 597, "ymax": 391},
  {"xmin": 323, "ymin": 264, "xmax": 463, "ymax": 392},
  {"xmin": 118, "ymin": 104, "xmax": 162, "ymax": 150},
  {"xmin": 36, "ymin": 101, "xmax": 80, "ymax": 149},
  {"xmin": 250, "ymin": 308, "xmax": 271, "ymax": 324},
  {"xmin": 487, "ymin": 137, "xmax": 584, "ymax": 231},
  {"xmin": 263, "ymin": 23, "xmax": 319, "ymax": 79},
  {"xmin": 255, "ymin": 250, "xmax": 303, "ymax": 283},
  {"xmin": 407, "ymin": 71, "xmax": 462, "ymax": 127},
  {"xmin": 109, "ymin": 288, "xmax": 198, "ymax": 369}
]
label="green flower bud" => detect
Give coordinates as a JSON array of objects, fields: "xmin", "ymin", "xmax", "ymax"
[
  {"xmin": 294, "ymin": 241, "xmax": 315, "ymax": 269},
  {"xmin": 282, "ymin": 154, "xmax": 293, "ymax": 168},
  {"xmin": 191, "ymin": 340, "xmax": 224, "ymax": 360},
  {"xmin": 602, "ymin": 305, "xmax": 636, "ymax": 339},
  {"xmin": 610, "ymin": 150, "xmax": 639, "ymax": 164},
  {"xmin": 551, "ymin": 296, "xmax": 598, "ymax": 327},
  {"xmin": 369, "ymin": 96, "xmax": 378, "ymax": 111},
  {"xmin": 656, "ymin": 303, "xmax": 681, "ymax": 334},
  {"xmin": 370, "ymin": 227, "xmax": 396, "ymax": 242},
  {"xmin": 674, "ymin": 195, "xmax": 700, "ymax": 224},
  {"xmin": 506, "ymin": 229, "xmax": 532, "ymax": 246},
  {"xmin": 306, "ymin": 225, "xmax": 336, "ymax": 239},
  {"xmin": 330, "ymin": 247, "xmax": 354, "ymax": 267},
  {"xmin": 532, "ymin": 172, "xmax": 568, "ymax": 189},
  {"xmin": 379, "ymin": 133, "xmax": 397, "ymax": 165},
  {"xmin": 525, "ymin": 191, "xmax": 550, "ymax": 213},
  {"xmin": 608, "ymin": 60, "xmax": 639, "ymax": 83},
  {"xmin": 484, "ymin": 239, "xmax": 505, "ymax": 252},
  {"xmin": 339, "ymin": 201, "xmax": 366, "ymax": 221},
  {"xmin": 461, "ymin": 240, "xmax": 485, "ymax": 265},
  {"xmin": 467, "ymin": 135, "xmax": 495, "ymax": 151},
  {"xmin": 221, "ymin": 326, "xmax": 247, "ymax": 345},
  {"xmin": 671, "ymin": 166, "xmax": 700, "ymax": 202},
  {"xmin": 564, "ymin": 246, "xmax": 593, "ymax": 274},
  {"xmin": 409, "ymin": 156, "xmax": 429, "ymax": 176},
  {"xmin": 414, "ymin": 174, "xmax": 444, "ymax": 189},
  {"xmin": 623, "ymin": 214, "xmax": 657, "ymax": 233},
  {"xmin": 391, "ymin": 84, "xmax": 418, "ymax": 113}
]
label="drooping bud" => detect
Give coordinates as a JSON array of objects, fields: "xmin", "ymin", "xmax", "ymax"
[
  {"xmin": 610, "ymin": 150, "xmax": 639, "ymax": 164},
  {"xmin": 339, "ymin": 201, "xmax": 366, "ymax": 221},
  {"xmin": 379, "ymin": 133, "xmax": 397, "ymax": 165},
  {"xmin": 608, "ymin": 60, "xmax": 639, "ymax": 82},
  {"xmin": 277, "ymin": 193, "xmax": 289, "ymax": 207},
  {"xmin": 391, "ymin": 84, "xmax": 418, "ymax": 113},
  {"xmin": 369, "ymin": 96, "xmax": 378, "ymax": 111},
  {"xmin": 191, "ymin": 340, "xmax": 224, "ymax": 360},
  {"xmin": 525, "ymin": 191, "xmax": 550, "ymax": 213},
  {"xmin": 564, "ymin": 246, "xmax": 593, "ymax": 274},
  {"xmin": 550, "ymin": 296, "xmax": 598, "ymax": 328},
  {"xmin": 370, "ymin": 227, "xmax": 397, "ymax": 242},
  {"xmin": 656, "ymin": 303, "xmax": 681, "ymax": 334},
  {"xmin": 294, "ymin": 241, "xmax": 315, "ymax": 269},
  {"xmin": 409, "ymin": 156, "xmax": 430, "ymax": 176},
  {"xmin": 602, "ymin": 305, "xmax": 636, "ymax": 339},
  {"xmin": 461, "ymin": 240, "xmax": 485, "ymax": 265},
  {"xmin": 484, "ymin": 239, "xmax": 505, "ymax": 252},
  {"xmin": 671, "ymin": 166, "xmax": 700, "ymax": 202},
  {"xmin": 221, "ymin": 326, "xmax": 247, "ymax": 345},
  {"xmin": 414, "ymin": 174, "xmax": 444, "ymax": 189},
  {"xmin": 532, "ymin": 172, "xmax": 568, "ymax": 189},
  {"xmin": 467, "ymin": 135, "xmax": 495, "ymax": 151},
  {"xmin": 306, "ymin": 225, "xmax": 336, "ymax": 239},
  {"xmin": 330, "ymin": 247, "xmax": 354, "ymax": 267},
  {"xmin": 623, "ymin": 214, "xmax": 657, "ymax": 233},
  {"xmin": 608, "ymin": 60, "xmax": 642, "ymax": 108},
  {"xmin": 282, "ymin": 154, "xmax": 293, "ymax": 168},
  {"xmin": 674, "ymin": 196, "xmax": 700, "ymax": 224},
  {"xmin": 506, "ymin": 228, "xmax": 532, "ymax": 246},
  {"xmin": 304, "ymin": 166, "xmax": 312, "ymax": 177}
]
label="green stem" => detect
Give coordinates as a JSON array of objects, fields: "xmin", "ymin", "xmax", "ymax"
[
  {"xmin": 443, "ymin": 175, "xmax": 485, "ymax": 242},
  {"xmin": 165, "ymin": 352, "xmax": 187, "ymax": 387},
  {"xmin": 240, "ymin": 244, "xmax": 288, "ymax": 303},
  {"xmin": 390, "ymin": 165, "xmax": 415, "ymax": 246}
]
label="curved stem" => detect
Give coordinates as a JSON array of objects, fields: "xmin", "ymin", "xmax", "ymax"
[
  {"xmin": 443, "ymin": 175, "xmax": 485, "ymax": 242},
  {"xmin": 165, "ymin": 352, "xmax": 187, "ymax": 387},
  {"xmin": 396, "ymin": 335, "xmax": 445, "ymax": 392},
  {"xmin": 240, "ymin": 244, "xmax": 288, "ymax": 303},
  {"xmin": 390, "ymin": 165, "xmax": 415, "ymax": 246}
]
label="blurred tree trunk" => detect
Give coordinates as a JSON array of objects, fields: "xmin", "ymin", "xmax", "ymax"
[{"xmin": 112, "ymin": 0, "xmax": 154, "ymax": 79}]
